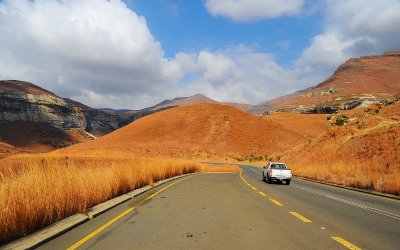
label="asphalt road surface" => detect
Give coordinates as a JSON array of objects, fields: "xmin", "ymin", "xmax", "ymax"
[{"xmin": 39, "ymin": 165, "xmax": 400, "ymax": 250}]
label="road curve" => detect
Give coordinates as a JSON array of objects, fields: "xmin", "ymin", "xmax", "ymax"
[{"xmin": 39, "ymin": 166, "xmax": 400, "ymax": 250}]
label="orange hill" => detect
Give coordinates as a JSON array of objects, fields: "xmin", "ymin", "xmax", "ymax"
[
  {"xmin": 263, "ymin": 112, "xmax": 329, "ymax": 139},
  {"xmin": 55, "ymin": 104, "xmax": 306, "ymax": 158}
]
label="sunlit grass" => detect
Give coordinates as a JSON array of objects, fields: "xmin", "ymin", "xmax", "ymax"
[{"xmin": 0, "ymin": 155, "xmax": 238, "ymax": 244}]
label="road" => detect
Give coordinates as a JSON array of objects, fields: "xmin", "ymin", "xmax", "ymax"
[{"xmin": 39, "ymin": 165, "xmax": 400, "ymax": 250}]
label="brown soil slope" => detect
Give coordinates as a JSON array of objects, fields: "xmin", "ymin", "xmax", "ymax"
[
  {"xmin": 0, "ymin": 142, "xmax": 20, "ymax": 159},
  {"xmin": 0, "ymin": 80, "xmax": 56, "ymax": 96},
  {"xmin": 0, "ymin": 122, "xmax": 91, "ymax": 153},
  {"xmin": 56, "ymin": 104, "xmax": 305, "ymax": 158}
]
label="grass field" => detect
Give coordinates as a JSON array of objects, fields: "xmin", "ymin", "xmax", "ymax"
[{"xmin": 0, "ymin": 155, "xmax": 239, "ymax": 245}]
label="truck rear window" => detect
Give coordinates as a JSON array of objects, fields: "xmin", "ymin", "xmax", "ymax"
[{"xmin": 270, "ymin": 164, "xmax": 287, "ymax": 169}]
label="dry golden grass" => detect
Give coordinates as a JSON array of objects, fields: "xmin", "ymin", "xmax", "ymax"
[
  {"xmin": 198, "ymin": 164, "xmax": 240, "ymax": 173},
  {"xmin": 0, "ymin": 155, "xmax": 238, "ymax": 244},
  {"xmin": 283, "ymin": 103, "xmax": 400, "ymax": 195},
  {"xmin": 291, "ymin": 162, "xmax": 400, "ymax": 195}
]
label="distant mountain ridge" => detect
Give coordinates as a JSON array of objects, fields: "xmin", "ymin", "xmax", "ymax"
[
  {"xmin": 265, "ymin": 51, "xmax": 400, "ymax": 114},
  {"xmin": 1, "ymin": 51, "xmax": 399, "ymax": 155}
]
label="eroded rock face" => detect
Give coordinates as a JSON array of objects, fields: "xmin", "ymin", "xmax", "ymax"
[
  {"xmin": 268, "ymin": 96, "xmax": 395, "ymax": 114},
  {"xmin": 0, "ymin": 80, "xmax": 119, "ymax": 135}
]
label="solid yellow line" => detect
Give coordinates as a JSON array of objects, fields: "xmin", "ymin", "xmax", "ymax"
[
  {"xmin": 331, "ymin": 236, "xmax": 362, "ymax": 250},
  {"xmin": 67, "ymin": 175, "xmax": 195, "ymax": 250},
  {"xmin": 251, "ymin": 186, "xmax": 257, "ymax": 191},
  {"xmin": 258, "ymin": 191, "xmax": 267, "ymax": 197},
  {"xmin": 269, "ymin": 199, "xmax": 283, "ymax": 207},
  {"xmin": 289, "ymin": 211, "xmax": 312, "ymax": 222}
]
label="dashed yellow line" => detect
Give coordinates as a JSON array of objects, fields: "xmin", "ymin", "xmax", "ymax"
[
  {"xmin": 269, "ymin": 199, "xmax": 284, "ymax": 207},
  {"xmin": 240, "ymin": 170, "xmax": 282, "ymax": 204},
  {"xmin": 258, "ymin": 191, "xmax": 267, "ymax": 197},
  {"xmin": 240, "ymin": 169, "xmax": 363, "ymax": 249},
  {"xmin": 331, "ymin": 236, "xmax": 362, "ymax": 250},
  {"xmin": 67, "ymin": 175, "xmax": 195, "ymax": 250},
  {"xmin": 289, "ymin": 211, "xmax": 312, "ymax": 222}
]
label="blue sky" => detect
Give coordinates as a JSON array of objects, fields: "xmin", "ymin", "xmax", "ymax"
[
  {"xmin": 126, "ymin": 0, "xmax": 323, "ymax": 66},
  {"xmin": 0, "ymin": 0, "xmax": 399, "ymax": 109}
]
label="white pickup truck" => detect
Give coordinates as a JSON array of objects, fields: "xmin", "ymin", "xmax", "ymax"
[{"xmin": 262, "ymin": 162, "xmax": 292, "ymax": 185}]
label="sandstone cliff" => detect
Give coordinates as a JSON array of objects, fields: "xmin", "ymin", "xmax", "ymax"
[{"xmin": 0, "ymin": 80, "xmax": 119, "ymax": 135}]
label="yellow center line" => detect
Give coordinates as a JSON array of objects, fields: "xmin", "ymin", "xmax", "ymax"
[
  {"xmin": 331, "ymin": 236, "xmax": 362, "ymax": 250},
  {"xmin": 289, "ymin": 211, "xmax": 312, "ymax": 222},
  {"xmin": 269, "ymin": 199, "xmax": 284, "ymax": 207},
  {"xmin": 240, "ymin": 170, "xmax": 281, "ymax": 203},
  {"xmin": 258, "ymin": 191, "xmax": 267, "ymax": 197},
  {"xmin": 66, "ymin": 175, "xmax": 195, "ymax": 250}
]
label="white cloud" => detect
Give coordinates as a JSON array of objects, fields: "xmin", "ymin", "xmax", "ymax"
[
  {"xmin": 204, "ymin": 0, "xmax": 304, "ymax": 22},
  {"xmin": 172, "ymin": 46, "xmax": 320, "ymax": 104},
  {"xmin": 0, "ymin": 0, "xmax": 180, "ymax": 108},
  {"xmin": 0, "ymin": 0, "xmax": 399, "ymax": 110},
  {"xmin": 297, "ymin": 0, "xmax": 400, "ymax": 74}
]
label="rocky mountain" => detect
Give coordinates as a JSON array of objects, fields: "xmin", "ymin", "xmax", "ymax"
[
  {"xmin": 264, "ymin": 51, "xmax": 400, "ymax": 114},
  {"xmin": 0, "ymin": 80, "xmax": 119, "ymax": 135}
]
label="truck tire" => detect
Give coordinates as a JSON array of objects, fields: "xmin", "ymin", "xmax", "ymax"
[
  {"xmin": 262, "ymin": 174, "xmax": 266, "ymax": 181},
  {"xmin": 267, "ymin": 177, "xmax": 272, "ymax": 184},
  {"xmin": 286, "ymin": 180, "xmax": 291, "ymax": 185}
]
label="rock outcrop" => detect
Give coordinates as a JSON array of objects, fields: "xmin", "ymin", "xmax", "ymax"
[{"xmin": 0, "ymin": 80, "xmax": 119, "ymax": 135}]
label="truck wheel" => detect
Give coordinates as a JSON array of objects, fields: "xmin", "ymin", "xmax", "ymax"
[
  {"xmin": 286, "ymin": 180, "xmax": 291, "ymax": 185},
  {"xmin": 262, "ymin": 174, "xmax": 266, "ymax": 181},
  {"xmin": 267, "ymin": 178, "xmax": 272, "ymax": 184}
]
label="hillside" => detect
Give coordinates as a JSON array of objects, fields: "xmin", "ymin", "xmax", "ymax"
[
  {"xmin": 0, "ymin": 121, "xmax": 94, "ymax": 153},
  {"xmin": 0, "ymin": 141, "xmax": 21, "ymax": 159},
  {"xmin": 0, "ymin": 80, "xmax": 56, "ymax": 96},
  {"xmin": 262, "ymin": 112, "xmax": 329, "ymax": 139},
  {"xmin": 147, "ymin": 94, "xmax": 217, "ymax": 111},
  {"xmin": 55, "ymin": 104, "xmax": 305, "ymax": 159},
  {"xmin": 248, "ymin": 88, "xmax": 311, "ymax": 114},
  {"xmin": 267, "ymin": 52, "xmax": 400, "ymax": 114},
  {"xmin": 282, "ymin": 101, "xmax": 400, "ymax": 194}
]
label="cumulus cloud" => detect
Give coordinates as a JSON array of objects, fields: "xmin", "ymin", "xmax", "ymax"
[
  {"xmin": 296, "ymin": 0, "xmax": 400, "ymax": 74},
  {"xmin": 172, "ymin": 46, "xmax": 320, "ymax": 104},
  {"xmin": 0, "ymin": 0, "xmax": 179, "ymax": 108},
  {"xmin": 0, "ymin": 0, "xmax": 399, "ymax": 110},
  {"xmin": 204, "ymin": 0, "xmax": 304, "ymax": 22}
]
